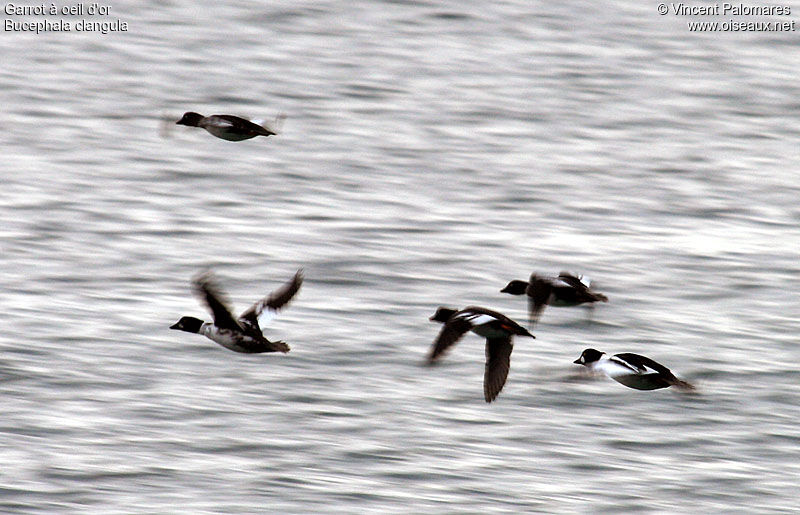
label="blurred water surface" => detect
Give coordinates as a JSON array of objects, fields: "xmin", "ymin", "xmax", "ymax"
[{"xmin": 2, "ymin": 1, "xmax": 800, "ymax": 512}]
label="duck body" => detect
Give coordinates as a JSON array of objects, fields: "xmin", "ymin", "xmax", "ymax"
[
  {"xmin": 501, "ymin": 271, "xmax": 608, "ymax": 326},
  {"xmin": 573, "ymin": 348, "xmax": 694, "ymax": 391},
  {"xmin": 176, "ymin": 111, "xmax": 282, "ymax": 141},
  {"xmin": 428, "ymin": 306, "xmax": 534, "ymax": 402},
  {"xmin": 170, "ymin": 270, "xmax": 303, "ymax": 353}
]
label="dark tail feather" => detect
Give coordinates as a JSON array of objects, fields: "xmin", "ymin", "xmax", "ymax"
[
  {"xmin": 670, "ymin": 377, "xmax": 695, "ymax": 391},
  {"xmin": 270, "ymin": 340, "xmax": 290, "ymax": 353}
]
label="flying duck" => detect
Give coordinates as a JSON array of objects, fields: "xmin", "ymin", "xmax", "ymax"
[
  {"xmin": 573, "ymin": 348, "xmax": 694, "ymax": 391},
  {"xmin": 501, "ymin": 271, "xmax": 607, "ymax": 326},
  {"xmin": 176, "ymin": 112, "xmax": 286, "ymax": 141},
  {"xmin": 428, "ymin": 306, "xmax": 535, "ymax": 402},
  {"xmin": 170, "ymin": 269, "xmax": 303, "ymax": 353}
]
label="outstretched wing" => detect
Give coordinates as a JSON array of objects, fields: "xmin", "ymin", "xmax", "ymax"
[
  {"xmin": 427, "ymin": 316, "xmax": 473, "ymax": 363},
  {"xmin": 557, "ymin": 272, "xmax": 608, "ymax": 302},
  {"xmin": 557, "ymin": 272, "xmax": 590, "ymax": 291},
  {"xmin": 613, "ymin": 353, "xmax": 671, "ymax": 376},
  {"xmin": 192, "ymin": 271, "xmax": 242, "ymax": 331},
  {"xmin": 484, "ymin": 336, "xmax": 513, "ymax": 402},
  {"xmin": 216, "ymin": 115, "xmax": 276, "ymax": 136},
  {"xmin": 526, "ymin": 275, "xmax": 552, "ymax": 327},
  {"xmin": 239, "ymin": 270, "xmax": 304, "ymax": 331}
]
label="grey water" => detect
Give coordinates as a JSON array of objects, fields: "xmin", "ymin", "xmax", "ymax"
[{"xmin": 2, "ymin": 1, "xmax": 800, "ymax": 512}]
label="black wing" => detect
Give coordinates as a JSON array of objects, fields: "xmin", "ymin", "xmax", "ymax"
[
  {"xmin": 216, "ymin": 115, "xmax": 276, "ymax": 136},
  {"xmin": 484, "ymin": 336, "xmax": 513, "ymax": 402},
  {"xmin": 556, "ymin": 272, "xmax": 589, "ymax": 291},
  {"xmin": 557, "ymin": 272, "xmax": 608, "ymax": 302},
  {"xmin": 526, "ymin": 275, "xmax": 552, "ymax": 326},
  {"xmin": 428, "ymin": 316, "xmax": 473, "ymax": 363},
  {"xmin": 239, "ymin": 270, "xmax": 304, "ymax": 331},
  {"xmin": 193, "ymin": 272, "xmax": 242, "ymax": 331},
  {"xmin": 613, "ymin": 353, "xmax": 673, "ymax": 376}
]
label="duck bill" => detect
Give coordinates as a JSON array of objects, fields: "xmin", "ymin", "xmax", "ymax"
[{"xmin": 573, "ymin": 358, "xmax": 583, "ymax": 364}]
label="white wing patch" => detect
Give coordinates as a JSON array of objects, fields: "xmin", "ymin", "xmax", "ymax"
[
  {"xmin": 207, "ymin": 118, "xmax": 234, "ymax": 128},
  {"xmin": 256, "ymin": 308, "xmax": 278, "ymax": 329},
  {"xmin": 553, "ymin": 277, "xmax": 571, "ymax": 287},
  {"xmin": 604, "ymin": 356, "xmax": 660, "ymax": 377},
  {"xmin": 555, "ymin": 274, "xmax": 592, "ymax": 288},
  {"xmin": 459, "ymin": 313, "xmax": 497, "ymax": 326}
]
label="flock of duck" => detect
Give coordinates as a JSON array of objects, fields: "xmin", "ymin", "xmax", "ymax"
[{"xmin": 169, "ymin": 111, "xmax": 695, "ymax": 403}]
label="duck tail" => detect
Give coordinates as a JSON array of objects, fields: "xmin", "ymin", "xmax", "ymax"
[
  {"xmin": 670, "ymin": 377, "xmax": 695, "ymax": 391},
  {"xmin": 271, "ymin": 340, "xmax": 290, "ymax": 353},
  {"xmin": 594, "ymin": 292, "xmax": 609, "ymax": 302}
]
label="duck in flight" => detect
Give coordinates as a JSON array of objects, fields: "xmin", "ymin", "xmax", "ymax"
[
  {"xmin": 170, "ymin": 269, "xmax": 303, "ymax": 353},
  {"xmin": 428, "ymin": 306, "xmax": 535, "ymax": 402},
  {"xmin": 573, "ymin": 348, "xmax": 694, "ymax": 391},
  {"xmin": 176, "ymin": 112, "xmax": 286, "ymax": 141},
  {"xmin": 501, "ymin": 271, "xmax": 608, "ymax": 327}
]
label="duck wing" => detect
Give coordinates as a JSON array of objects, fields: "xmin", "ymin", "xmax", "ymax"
[
  {"xmin": 239, "ymin": 270, "xmax": 304, "ymax": 332},
  {"xmin": 557, "ymin": 272, "xmax": 590, "ymax": 291},
  {"xmin": 557, "ymin": 272, "xmax": 608, "ymax": 302},
  {"xmin": 427, "ymin": 315, "xmax": 473, "ymax": 363},
  {"xmin": 484, "ymin": 336, "xmax": 513, "ymax": 402},
  {"xmin": 526, "ymin": 275, "xmax": 552, "ymax": 326},
  {"xmin": 215, "ymin": 115, "xmax": 276, "ymax": 136},
  {"xmin": 193, "ymin": 271, "xmax": 242, "ymax": 331},
  {"xmin": 612, "ymin": 353, "xmax": 671, "ymax": 376}
]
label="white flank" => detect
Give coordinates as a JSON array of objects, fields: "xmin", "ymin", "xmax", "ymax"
[
  {"xmin": 594, "ymin": 358, "xmax": 641, "ymax": 378},
  {"xmin": 203, "ymin": 325, "xmax": 246, "ymax": 351}
]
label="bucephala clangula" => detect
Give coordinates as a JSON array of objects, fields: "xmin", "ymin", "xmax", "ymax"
[
  {"xmin": 428, "ymin": 306, "xmax": 535, "ymax": 402},
  {"xmin": 170, "ymin": 269, "xmax": 303, "ymax": 353},
  {"xmin": 501, "ymin": 271, "xmax": 608, "ymax": 326},
  {"xmin": 573, "ymin": 348, "xmax": 694, "ymax": 391},
  {"xmin": 176, "ymin": 112, "xmax": 286, "ymax": 141}
]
